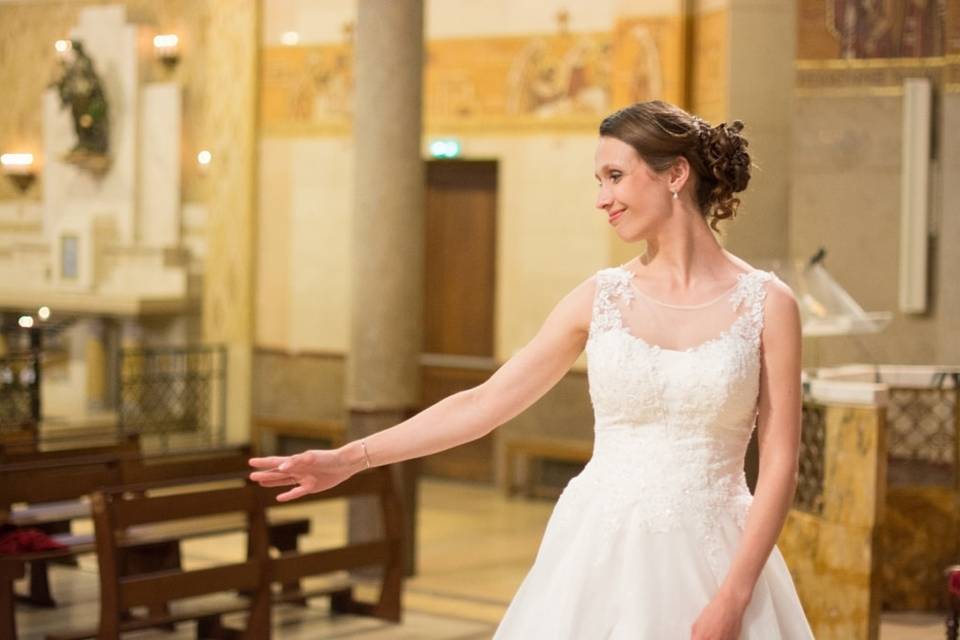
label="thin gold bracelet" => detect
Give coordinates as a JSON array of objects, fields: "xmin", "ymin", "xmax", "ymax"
[{"xmin": 359, "ymin": 439, "xmax": 372, "ymax": 469}]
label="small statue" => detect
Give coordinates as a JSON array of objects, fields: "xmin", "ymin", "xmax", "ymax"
[{"xmin": 52, "ymin": 40, "xmax": 110, "ymax": 173}]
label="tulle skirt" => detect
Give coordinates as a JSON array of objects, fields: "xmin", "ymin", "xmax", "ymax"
[{"xmin": 493, "ymin": 482, "xmax": 814, "ymax": 639}]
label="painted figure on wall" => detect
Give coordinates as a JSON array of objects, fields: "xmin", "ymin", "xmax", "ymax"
[
  {"xmin": 626, "ymin": 25, "xmax": 663, "ymax": 103},
  {"xmin": 827, "ymin": 0, "xmax": 945, "ymax": 58},
  {"xmin": 52, "ymin": 40, "xmax": 110, "ymax": 166},
  {"xmin": 506, "ymin": 37, "xmax": 610, "ymax": 117}
]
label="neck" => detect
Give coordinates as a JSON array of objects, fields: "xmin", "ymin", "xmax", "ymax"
[{"xmin": 635, "ymin": 204, "xmax": 730, "ymax": 288}]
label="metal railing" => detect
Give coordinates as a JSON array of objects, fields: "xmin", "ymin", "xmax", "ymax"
[
  {"xmin": 0, "ymin": 351, "xmax": 40, "ymax": 433},
  {"xmin": 794, "ymin": 401, "xmax": 827, "ymax": 515},
  {"xmin": 118, "ymin": 345, "xmax": 227, "ymax": 449},
  {"xmin": 887, "ymin": 383, "xmax": 959, "ymax": 488}
]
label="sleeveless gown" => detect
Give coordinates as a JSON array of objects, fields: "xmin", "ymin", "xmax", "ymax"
[{"xmin": 493, "ymin": 266, "xmax": 814, "ymax": 639}]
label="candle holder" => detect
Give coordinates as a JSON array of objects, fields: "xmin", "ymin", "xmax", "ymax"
[{"xmin": 1, "ymin": 153, "xmax": 37, "ymax": 194}]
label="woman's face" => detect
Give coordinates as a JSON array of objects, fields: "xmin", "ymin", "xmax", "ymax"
[{"xmin": 594, "ymin": 136, "xmax": 673, "ymax": 242}]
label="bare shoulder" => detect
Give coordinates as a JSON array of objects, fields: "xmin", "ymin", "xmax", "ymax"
[
  {"xmin": 759, "ymin": 274, "xmax": 801, "ymax": 347},
  {"xmin": 759, "ymin": 270, "xmax": 798, "ymax": 313},
  {"xmin": 552, "ymin": 273, "xmax": 599, "ymax": 336}
]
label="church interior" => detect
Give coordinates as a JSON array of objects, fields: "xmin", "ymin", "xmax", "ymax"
[{"xmin": 0, "ymin": 0, "xmax": 958, "ymax": 638}]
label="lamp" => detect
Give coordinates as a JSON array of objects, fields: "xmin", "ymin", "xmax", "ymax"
[
  {"xmin": 153, "ymin": 34, "xmax": 180, "ymax": 69},
  {"xmin": 1, "ymin": 153, "xmax": 37, "ymax": 193}
]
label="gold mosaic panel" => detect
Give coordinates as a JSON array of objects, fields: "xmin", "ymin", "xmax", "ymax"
[
  {"xmin": 881, "ymin": 486, "xmax": 960, "ymax": 611},
  {"xmin": 796, "ymin": 1, "xmax": 960, "ymax": 94},
  {"xmin": 689, "ymin": 9, "xmax": 728, "ymax": 126},
  {"xmin": 779, "ymin": 405, "xmax": 885, "ymax": 640},
  {"xmin": 798, "ymin": 0, "xmax": 957, "ymax": 60},
  {"xmin": 261, "ymin": 16, "xmax": 685, "ymax": 136}
]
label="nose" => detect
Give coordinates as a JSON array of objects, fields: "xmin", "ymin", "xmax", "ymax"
[{"xmin": 595, "ymin": 184, "xmax": 613, "ymax": 210}]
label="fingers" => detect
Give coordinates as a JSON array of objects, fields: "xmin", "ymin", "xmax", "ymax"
[
  {"xmin": 248, "ymin": 456, "xmax": 288, "ymax": 470},
  {"xmin": 248, "ymin": 470, "xmax": 298, "ymax": 487},
  {"xmin": 276, "ymin": 485, "xmax": 311, "ymax": 502}
]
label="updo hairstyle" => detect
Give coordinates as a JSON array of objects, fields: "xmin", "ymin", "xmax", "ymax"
[{"xmin": 598, "ymin": 100, "xmax": 751, "ymax": 232}]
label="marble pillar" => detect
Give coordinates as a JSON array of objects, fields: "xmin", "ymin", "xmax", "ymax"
[
  {"xmin": 201, "ymin": 0, "xmax": 259, "ymax": 444},
  {"xmin": 347, "ymin": 0, "xmax": 425, "ymax": 577},
  {"xmin": 779, "ymin": 404, "xmax": 887, "ymax": 640},
  {"xmin": 723, "ymin": 0, "xmax": 794, "ymax": 258}
]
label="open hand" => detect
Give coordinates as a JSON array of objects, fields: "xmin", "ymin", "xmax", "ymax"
[
  {"xmin": 690, "ymin": 589, "xmax": 746, "ymax": 640},
  {"xmin": 248, "ymin": 449, "xmax": 354, "ymax": 502}
]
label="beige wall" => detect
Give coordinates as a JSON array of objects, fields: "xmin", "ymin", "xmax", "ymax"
[
  {"xmin": 790, "ymin": 92, "xmax": 955, "ymax": 366},
  {"xmin": 255, "ymin": 0, "xmax": 692, "ymax": 367}
]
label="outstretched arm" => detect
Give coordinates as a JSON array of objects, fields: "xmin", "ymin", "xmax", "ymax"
[
  {"xmin": 250, "ymin": 275, "xmax": 596, "ymax": 501},
  {"xmin": 691, "ymin": 279, "xmax": 803, "ymax": 639}
]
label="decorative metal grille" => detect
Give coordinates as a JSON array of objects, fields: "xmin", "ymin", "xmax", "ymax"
[
  {"xmin": 886, "ymin": 385, "xmax": 959, "ymax": 487},
  {"xmin": 794, "ymin": 401, "xmax": 826, "ymax": 514},
  {"xmin": 0, "ymin": 352, "xmax": 40, "ymax": 432},
  {"xmin": 119, "ymin": 345, "xmax": 226, "ymax": 448}
]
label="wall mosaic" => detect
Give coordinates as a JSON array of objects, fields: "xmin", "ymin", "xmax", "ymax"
[
  {"xmin": 797, "ymin": 0, "xmax": 960, "ymax": 95},
  {"xmin": 261, "ymin": 16, "xmax": 684, "ymax": 135}
]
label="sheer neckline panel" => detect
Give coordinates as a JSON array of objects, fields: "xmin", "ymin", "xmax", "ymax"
[{"xmin": 615, "ymin": 266, "xmax": 750, "ymax": 310}]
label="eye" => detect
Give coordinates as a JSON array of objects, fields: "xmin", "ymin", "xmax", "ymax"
[{"xmin": 610, "ymin": 172, "xmax": 622, "ymax": 183}]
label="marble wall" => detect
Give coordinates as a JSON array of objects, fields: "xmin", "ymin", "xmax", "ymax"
[{"xmin": 778, "ymin": 404, "xmax": 886, "ymax": 640}]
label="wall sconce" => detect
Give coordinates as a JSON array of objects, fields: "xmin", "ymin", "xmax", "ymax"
[
  {"xmin": 153, "ymin": 34, "xmax": 180, "ymax": 69},
  {"xmin": 1, "ymin": 153, "xmax": 37, "ymax": 193},
  {"xmin": 281, "ymin": 31, "xmax": 300, "ymax": 46}
]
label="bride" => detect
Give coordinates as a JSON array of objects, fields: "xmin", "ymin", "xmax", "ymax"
[{"xmin": 250, "ymin": 100, "xmax": 814, "ymax": 639}]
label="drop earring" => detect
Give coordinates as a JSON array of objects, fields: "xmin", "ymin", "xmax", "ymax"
[{"xmin": 671, "ymin": 191, "xmax": 678, "ymax": 200}]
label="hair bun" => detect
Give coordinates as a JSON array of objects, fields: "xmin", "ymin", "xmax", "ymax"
[{"xmin": 692, "ymin": 119, "xmax": 751, "ymax": 229}]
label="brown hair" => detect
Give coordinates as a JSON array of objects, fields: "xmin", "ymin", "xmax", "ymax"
[{"xmin": 598, "ymin": 100, "xmax": 751, "ymax": 232}]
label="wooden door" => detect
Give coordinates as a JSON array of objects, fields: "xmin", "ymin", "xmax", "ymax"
[{"xmin": 421, "ymin": 160, "xmax": 497, "ymax": 482}]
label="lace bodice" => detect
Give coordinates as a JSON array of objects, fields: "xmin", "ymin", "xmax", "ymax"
[{"xmin": 553, "ymin": 265, "xmax": 778, "ymax": 575}]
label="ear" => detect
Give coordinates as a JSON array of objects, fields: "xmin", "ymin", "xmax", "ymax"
[{"xmin": 668, "ymin": 157, "xmax": 691, "ymax": 194}]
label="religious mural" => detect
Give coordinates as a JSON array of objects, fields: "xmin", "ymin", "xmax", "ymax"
[
  {"xmin": 827, "ymin": 0, "xmax": 946, "ymax": 59},
  {"xmin": 797, "ymin": 0, "xmax": 960, "ymax": 94},
  {"xmin": 261, "ymin": 15, "xmax": 683, "ymax": 134}
]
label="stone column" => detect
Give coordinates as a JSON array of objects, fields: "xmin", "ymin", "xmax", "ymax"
[
  {"xmin": 85, "ymin": 318, "xmax": 108, "ymax": 411},
  {"xmin": 201, "ymin": 0, "xmax": 259, "ymax": 445},
  {"xmin": 347, "ymin": 0, "xmax": 425, "ymax": 577},
  {"xmin": 721, "ymin": 0, "xmax": 794, "ymax": 259}
]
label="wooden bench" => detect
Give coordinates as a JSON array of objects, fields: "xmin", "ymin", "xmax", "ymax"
[
  {"xmin": 0, "ymin": 446, "xmax": 311, "ymax": 638},
  {"xmin": 502, "ymin": 435, "xmax": 592, "ymax": 498},
  {"xmin": 45, "ymin": 466, "xmax": 404, "ymax": 639},
  {"xmin": 0, "ymin": 441, "xmax": 244, "ymax": 606},
  {"xmin": 51, "ymin": 482, "xmax": 275, "ymax": 640}
]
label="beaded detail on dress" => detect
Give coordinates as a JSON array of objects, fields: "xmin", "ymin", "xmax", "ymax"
[{"xmin": 556, "ymin": 266, "xmax": 776, "ymax": 577}]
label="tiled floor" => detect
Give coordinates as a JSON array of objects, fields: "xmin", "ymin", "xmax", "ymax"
[{"xmin": 15, "ymin": 478, "xmax": 946, "ymax": 639}]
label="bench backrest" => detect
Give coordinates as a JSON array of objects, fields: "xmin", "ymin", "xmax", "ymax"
[
  {"xmin": 259, "ymin": 465, "xmax": 405, "ymax": 621},
  {"xmin": 0, "ymin": 453, "xmax": 126, "ymax": 513},
  {"xmin": 0, "ymin": 433, "xmax": 139, "ymax": 464},
  {"xmin": 0, "ymin": 443, "xmax": 249, "ymax": 514},
  {"xmin": 91, "ymin": 482, "xmax": 272, "ymax": 638},
  {"xmin": 118, "ymin": 444, "xmax": 252, "ymax": 487}
]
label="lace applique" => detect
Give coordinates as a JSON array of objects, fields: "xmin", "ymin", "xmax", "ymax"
[
  {"xmin": 589, "ymin": 267, "xmax": 635, "ymax": 334},
  {"xmin": 562, "ymin": 267, "xmax": 777, "ymax": 579}
]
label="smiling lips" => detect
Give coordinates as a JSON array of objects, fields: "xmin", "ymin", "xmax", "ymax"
[{"xmin": 608, "ymin": 210, "xmax": 624, "ymax": 224}]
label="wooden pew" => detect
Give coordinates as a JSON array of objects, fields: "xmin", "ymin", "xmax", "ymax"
[
  {"xmin": 0, "ymin": 451, "xmax": 127, "ymax": 606},
  {"xmin": 45, "ymin": 466, "xmax": 404, "ymax": 639},
  {"xmin": 0, "ymin": 446, "xmax": 310, "ymax": 636},
  {"xmin": 72, "ymin": 482, "xmax": 272, "ymax": 640},
  {"xmin": 260, "ymin": 465, "xmax": 405, "ymax": 621}
]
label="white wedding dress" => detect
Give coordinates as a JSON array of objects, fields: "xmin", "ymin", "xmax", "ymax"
[{"xmin": 493, "ymin": 266, "xmax": 814, "ymax": 639}]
